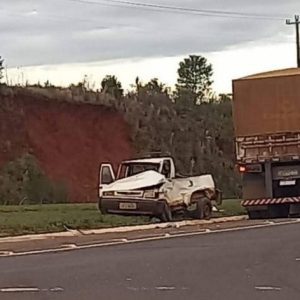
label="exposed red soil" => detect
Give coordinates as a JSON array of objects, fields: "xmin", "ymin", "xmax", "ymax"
[{"xmin": 0, "ymin": 93, "xmax": 133, "ymax": 202}]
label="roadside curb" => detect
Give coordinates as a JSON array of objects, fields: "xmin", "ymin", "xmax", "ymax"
[
  {"xmin": 0, "ymin": 215, "xmax": 247, "ymax": 244},
  {"xmin": 80, "ymin": 215, "xmax": 248, "ymax": 234}
]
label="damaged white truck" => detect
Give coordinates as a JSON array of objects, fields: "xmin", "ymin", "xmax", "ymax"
[{"xmin": 98, "ymin": 156, "xmax": 222, "ymax": 222}]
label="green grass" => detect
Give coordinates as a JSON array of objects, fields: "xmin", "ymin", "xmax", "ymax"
[
  {"xmin": 0, "ymin": 204, "xmax": 148, "ymax": 237},
  {"xmin": 217, "ymin": 199, "xmax": 246, "ymax": 217},
  {"xmin": 0, "ymin": 200, "xmax": 245, "ymax": 237}
]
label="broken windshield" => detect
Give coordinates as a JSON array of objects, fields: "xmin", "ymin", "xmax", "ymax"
[{"xmin": 118, "ymin": 163, "xmax": 160, "ymax": 179}]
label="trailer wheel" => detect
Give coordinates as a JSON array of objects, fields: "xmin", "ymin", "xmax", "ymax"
[
  {"xmin": 268, "ymin": 204, "xmax": 289, "ymax": 218},
  {"xmin": 247, "ymin": 209, "xmax": 269, "ymax": 219},
  {"xmin": 247, "ymin": 210, "xmax": 262, "ymax": 220},
  {"xmin": 159, "ymin": 201, "xmax": 172, "ymax": 223},
  {"xmin": 192, "ymin": 196, "xmax": 212, "ymax": 220}
]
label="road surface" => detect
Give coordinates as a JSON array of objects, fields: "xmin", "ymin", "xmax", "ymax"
[{"xmin": 0, "ymin": 222, "xmax": 299, "ymax": 300}]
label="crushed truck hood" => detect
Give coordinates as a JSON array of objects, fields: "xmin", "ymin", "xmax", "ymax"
[{"xmin": 102, "ymin": 170, "xmax": 166, "ymax": 191}]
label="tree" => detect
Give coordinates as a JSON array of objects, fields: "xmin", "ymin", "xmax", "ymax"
[
  {"xmin": 101, "ymin": 75, "xmax": 123, "ymax": 99},
  {"xmin": 144, "ymin": 78, "xmax": 169, "ymax": 96},
  {"xmin": 175, "ymin": 55, "xmax": 213, "ymax": 105},
  {"xmin": 0, "ymin": 56, "xmax": 4, "ymax": 82}
]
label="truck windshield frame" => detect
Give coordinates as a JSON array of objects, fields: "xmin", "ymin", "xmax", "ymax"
[{"xmin": 117, "ymin": 162, "xmax": 160, "ymax": 179}]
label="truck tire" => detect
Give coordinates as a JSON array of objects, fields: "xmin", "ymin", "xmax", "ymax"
[
  {"xmin": 247, "ymin": 210, "xmax": 263, "ymax": 220},
  {"xmin": 98, "ymin": 199, "xmax": 107, "ymax": 215},
  {"xmin": 268, "ymin": 204, "xmax": 289, "ymax": 218},
  {"xmin": 192, "ymin": 196, "xmax": 212, "ymax": 220},
  {"xmin": 159, "ymin": 201, "xmax": 172, "ymax": 223},
  {"xmin": 247, "ymin": 209, "xmax": 270, "ymax": 219}
]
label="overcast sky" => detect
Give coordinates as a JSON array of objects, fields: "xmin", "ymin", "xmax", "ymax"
[{"xmin": 2, "ymin": 0, "xmax": 300, "ymax": 92}]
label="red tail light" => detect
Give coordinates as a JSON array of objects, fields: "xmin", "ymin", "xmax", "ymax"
[
  {"xmin": 239, "ymin": 166, "xmax": 246, "ymax": 173},
  {"xmin": 238, "ymin": 164, "xmax": 262, "ymax": 173}
]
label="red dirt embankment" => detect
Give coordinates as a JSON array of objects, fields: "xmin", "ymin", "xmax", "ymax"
[{"xmin": 0, "ymin": 89, "xmax": 133, "ymax": 202}]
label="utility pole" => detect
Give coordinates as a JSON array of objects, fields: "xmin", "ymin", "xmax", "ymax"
[{"xmin": 286, "ymin": 15, "xmax": 300, "ymax": 68}]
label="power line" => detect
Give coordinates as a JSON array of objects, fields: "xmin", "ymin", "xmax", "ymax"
[{"xmin": 64, "ymin": 0, "xmax": 287, "ymax": 20}]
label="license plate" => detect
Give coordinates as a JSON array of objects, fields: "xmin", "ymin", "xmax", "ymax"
[
  {"xmin": 279, "ymin": 180, "xmax": 296, "ymax": 186},
  {"xmin": 119, "ymin": 203, "xmax": 137, "ymax": 210}
]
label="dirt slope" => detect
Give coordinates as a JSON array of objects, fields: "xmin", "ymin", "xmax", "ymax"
[{"xmin": 0, "ymin": 89, "xmax": 133, "ymax": 202}]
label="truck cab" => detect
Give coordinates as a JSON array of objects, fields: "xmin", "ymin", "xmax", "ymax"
[{"xmin": 98, "ymin": 156, "xmax": 221, "ymax": 222}]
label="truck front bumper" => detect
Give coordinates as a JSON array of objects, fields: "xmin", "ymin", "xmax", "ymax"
[{"xmin": 98, "ymin": 197, "xmax": 165, "ymax": 217}]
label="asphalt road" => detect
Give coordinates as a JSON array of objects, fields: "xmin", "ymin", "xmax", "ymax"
[{"xmin": 0, "ymin": 223, "xmax": 300, "ymax": 300}]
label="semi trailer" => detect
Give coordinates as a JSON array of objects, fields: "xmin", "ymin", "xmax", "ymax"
[{"xmin": 233, "ymin": 68, "xmax": 300, "ymax": 219}]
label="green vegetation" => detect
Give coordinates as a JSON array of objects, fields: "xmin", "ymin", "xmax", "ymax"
[
  {"xmin": 101, "ymin": 75, "xmax": 124, "ymax": 99},
  {"xmin": 0, "ymin": 154, "xmax": 68, "ymax": 205},
  {"xmin": 0, "ymin": 56, "xmax": 3, "ymax": 82},
  {"xmin": 217, "ymin": 199, "xmax": 246, "ymax": 217},
  {"xmin": 176, "ymin": 55, "xmax": 213, "ymax": 104},
  {"xmin": 0, "ymin": 204, "xmax": 148, "ymax": 237}
]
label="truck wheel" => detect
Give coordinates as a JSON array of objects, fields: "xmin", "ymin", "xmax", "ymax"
[
  {"xmin": 247, "ymin": 210, "xmax": 262, "ymax": 220},
  {"xmin": 268, "ymin": 205, "xmax": 289, "ymax": 218},
  {"xmin": 159, "ymin": 201, "xmax": 172, "ymax": 223},
  {"xmin": 98, "ymin": 199, "xmax": 107, "ymax": 215},
  {"xmin": 192, "ymin": 197, "xmax": 212, "ymax": 220},
  {"xmin": 247, "ymin": 209, "xmax": 269, "ymax": 219}
]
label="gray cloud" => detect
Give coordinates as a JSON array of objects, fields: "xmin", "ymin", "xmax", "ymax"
[{"xmin": 1, "ymin": 0, "xmax": 300, "ymax": 67}]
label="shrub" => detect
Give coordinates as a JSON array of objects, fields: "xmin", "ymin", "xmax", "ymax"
[{"xmin": 0, "ymin": 154, "xmax": 68, "ymax": 205}]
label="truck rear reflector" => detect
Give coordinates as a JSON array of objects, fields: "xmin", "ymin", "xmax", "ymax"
[{"xmin": 242, "ymin": 197, "xmax": 300, "ymax": 206}]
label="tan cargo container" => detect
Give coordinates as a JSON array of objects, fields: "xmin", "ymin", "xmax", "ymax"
[
  {"xmin": 233, "ymin": 68, "xmax": 300, "ymax": 137},
  {"xmin": 233, "ymin": 68, "xmax": 300, "ymax": 163}
]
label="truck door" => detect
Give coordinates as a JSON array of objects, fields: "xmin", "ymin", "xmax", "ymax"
[{"xmin": 99, "ymin": 164, "xmax": 115, "ymax": 197}]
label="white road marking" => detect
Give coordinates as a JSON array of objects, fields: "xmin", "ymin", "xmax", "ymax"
[
  {"xmin": 0, "ymin": 287, "xmax": 64, "ymax": 293},
  {"xmin": 49, "ymin": 287, "xmax": 64, "ymax": 292},
  {"xmin": 0, "ymin": 251, "xmax": 14, "ymax": 256},
  {"xmin": 296, "ymin": 258, "xmax": 300, "ymax": 261},
  {"xmin": 0, "ymin": 287, "xmax": 40, "ymax": 293},
  {"xmin": 255, "ymin": 286, "xmax": 282, "ymax": 291},
  {"xmin": 127, "ymin": 287, "xmax": 139, "ymax": 291},
  {"xmin": 155, "ymin": 286, "xmax": 176, "ymax": 291},
  {"xmin": 0, "ymin": 219, "xmax": 300, "ymax": 258}
]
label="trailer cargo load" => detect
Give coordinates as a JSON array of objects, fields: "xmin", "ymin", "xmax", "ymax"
[{"xmin": 232, "ymin": 68, "xmax": 300, "ymax": 219}]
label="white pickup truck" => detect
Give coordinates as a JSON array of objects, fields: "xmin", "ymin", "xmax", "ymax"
[{"xmin": 98, "ymin": 156, "xmax": 222, "ymax": 222}]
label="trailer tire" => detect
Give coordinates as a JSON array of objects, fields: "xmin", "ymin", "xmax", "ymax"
[
  {"xmin": 247, "ymin": 210, "xmax": 262, "ymax": 220},
  {"xmin": 159, "ymin": 201, "xmax": 172, "ymax": 223},
  {"xmin": 247, "ymin": 209, "xmax": 269, "ymax": 219},
  {"xmin": 268, "ymin": 204, "xmax": 289, "ymax": 218},
  {"xmin": 192, "ymin": 196, "xmax": 212, "ymax": 220}
]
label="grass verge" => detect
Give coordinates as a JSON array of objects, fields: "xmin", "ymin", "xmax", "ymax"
[
  {"xmin": 0, "ymin": 204, "xmax": 148, "ymax": 237},
  {"xmin": 0, "ymin": 200, "xmax": 245, "ymax": 237},
  {"xmin": 216, "ymin": 199, "xmax": 246, "ymax": 217}
]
